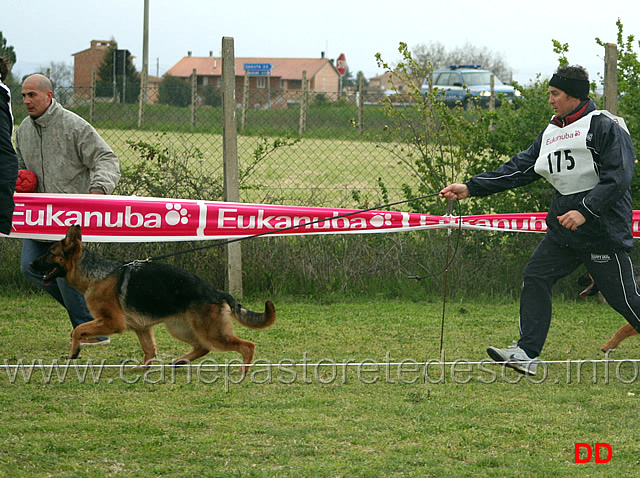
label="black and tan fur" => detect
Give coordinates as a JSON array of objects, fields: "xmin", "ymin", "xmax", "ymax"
[
  {"xmin": 31, "ymin": 225, "xmax": 275, "ymax": 368},
  {"xmin": 578, "ymin": 271, "xmax": 639, "ymax": 352}
]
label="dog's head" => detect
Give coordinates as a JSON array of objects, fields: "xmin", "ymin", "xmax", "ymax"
[{"xmin": 30, "ymin": 225, "xmax": 84, "ymax": 286}]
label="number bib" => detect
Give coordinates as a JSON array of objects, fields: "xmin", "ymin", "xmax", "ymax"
[{"xmin": 534, "ymin": 111, "xmax": 627, "ymax": 195}]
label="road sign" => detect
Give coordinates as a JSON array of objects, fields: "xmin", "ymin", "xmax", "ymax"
[
  {"xmin": 244, "ymin": 63, "xmax": 273, "ymax": 77},
  {"xmin": 336, "ymin": 53, "xmax": 347, "ymax": 76},
  {"xmin": 244, "ymin": 63, "xmax": 272, "ymax": 71}
]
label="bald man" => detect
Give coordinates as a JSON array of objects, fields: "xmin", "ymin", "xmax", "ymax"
[{"xmin": 16, "ymin": 74, "xmax": 121, "ymax": 345}]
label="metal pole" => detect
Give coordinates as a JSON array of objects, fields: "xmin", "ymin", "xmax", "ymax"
[
  {"xmin": 191, "ymin": 68, "xmax": 197, "ymax": 128},
  {"xmin": 138, "ymin": 0, "xmax": 149, "ymax": 127}
]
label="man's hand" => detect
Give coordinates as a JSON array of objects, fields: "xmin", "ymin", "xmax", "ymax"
[
  {"xmin": 557, "ymin": 210, "xmax": 586, "ymax": 231},
  {"xmin": 439, "ymin": 183, "xmax": 469, "ymax": 201}
]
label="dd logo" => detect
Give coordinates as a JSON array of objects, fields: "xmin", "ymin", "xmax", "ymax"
[{"xmin": 574, "ymin": 443, "xmax": 612, "ymax": 463}]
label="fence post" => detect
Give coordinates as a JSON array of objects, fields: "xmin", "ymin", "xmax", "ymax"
[
  {"xmin": 358, "ymin": 73, "xmax": 364, "ymax": 135},
  {"xmin": 90, "ymin": 69, "xmax": 96, "ymax": 124},
  {"xmin": 241, "ymin": 69, "xmax": 249, "ymax": 130},
  {"xmin": 298, "ymin": 70, "xmax": 307, "ymax": 136},
  {"xmin": 191, "ymin": 68, "xmax": 197, "ymax": 128},
  {"xmin": 221, "ymin": 36, "xmax": 243, "ymax": 298},
  {"xmin": 138, "ymin": 68, "xmax": 147, "ymax": 128},
  {"xmin": 603, "ymin": 43, "xmax": 618, "ymax": 115},
  {"xmin": 489, "ymin": 74, "xmax": 495, "ymax": 111},
  {"xmin": 138, "ymin": 0, "xmax": 149, "ymax": 128}
]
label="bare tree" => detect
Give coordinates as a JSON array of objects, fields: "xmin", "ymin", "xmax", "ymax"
[
  {"xmin": 412, "ymin": 41, "xmax": 513, "ymax": 83},
  {"xmin": 38, "ymin": 61, "xmax": 74, "ymax": 105}
]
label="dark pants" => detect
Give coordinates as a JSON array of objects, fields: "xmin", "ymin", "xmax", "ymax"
[{"xmin": 518, "ymin": 235, "xmax": 640, "ymax": 357}]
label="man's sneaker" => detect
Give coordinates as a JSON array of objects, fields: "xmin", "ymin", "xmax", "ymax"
[
  {"xmin": 68, "ymin": 337, "xmax": 111, "ymax": 347},
  {"xmin": 487, "ymin": 342, "xmax": 538, "ymax": 376}
]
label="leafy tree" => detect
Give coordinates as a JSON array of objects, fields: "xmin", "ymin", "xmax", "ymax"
[
  {"xmin": 158, "ymin": 75, "xmax": 191, "ymax": 107},
  {"xmin": 596, "ymin": 18, "xmax": 640, "ymax": 207},
  {"xmin": 201, "ymin": 84, "xmax": 221, "ymax": 107},
  {"xmin": 0, "ymin": 31, "xmax": 17, "ymax": 84},
  {"xmin": 373, "ymin": 42, "xmax": 483, "ymax": 216},
  {"xmin": 96, "ymin": 42, "xmax": 140, "ymax": 103},
  {"xmin": 468, "ymin": 77, "xmax": 555, "ymax": 214},
  {"xmin": 340, "ymin": 66, "xmax": 356, "ymax": 88}
]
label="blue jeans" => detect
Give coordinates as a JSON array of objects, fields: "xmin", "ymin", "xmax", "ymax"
[{"xmin": 21, "ymin": 239, "xmax": 107, "ymax": 339}]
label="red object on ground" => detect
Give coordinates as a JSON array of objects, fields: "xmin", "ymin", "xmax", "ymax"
[{"xmin": 15, "ymin": 169, "xmax": 38, "ymax": 193}]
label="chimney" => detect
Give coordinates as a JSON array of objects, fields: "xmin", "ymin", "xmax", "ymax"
[
  {"xmin": 321, "ymin": 51, "xmax": 325, "ymax": 59},
  {"xmin": 187, "ymin": 51, "xmax": 192, "ymax": 57},
  {"xmin": 209, "ymin": 51, "xmax": 213, "ymax": 57}
]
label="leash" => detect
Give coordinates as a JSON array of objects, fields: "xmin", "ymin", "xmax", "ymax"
[
  {"xmin": 145, "ymin": 192, "xmax": 444, "ymax": 262},
  {"xmin": 143, "ymin": 191, "xmax": 463, "ymax": 352}
]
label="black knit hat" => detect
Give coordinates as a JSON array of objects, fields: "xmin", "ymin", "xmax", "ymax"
[{"xmin": 549, "ymin": 74, "xmax": 589, "ymax": 100}]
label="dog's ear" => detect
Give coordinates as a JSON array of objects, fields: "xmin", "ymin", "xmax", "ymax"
[{"xmin": 63, "ymin": 225, "xmax": 82, "ymax": 249}]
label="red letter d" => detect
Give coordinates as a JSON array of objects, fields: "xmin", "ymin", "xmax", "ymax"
[
  {"xmin": 595, "ymin": 443, "xmax": 612, "ymax": 463},
  {"xmin": 574, "ymin": 443, "xmax": 592, "ymax": 463}
]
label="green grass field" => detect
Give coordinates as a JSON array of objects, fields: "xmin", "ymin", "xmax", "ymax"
[
  {"xmin": 98, "ymin": 127, "xmax": 414, "ymax": 207},
  {"xmin": 1, "ymin": 292, "xmax": 639, "ymax": 476}
]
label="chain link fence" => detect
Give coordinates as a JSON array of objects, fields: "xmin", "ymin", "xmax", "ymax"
[{"xmin": 10, "ymin": 84, "xmax": 414, "ymax": 208}]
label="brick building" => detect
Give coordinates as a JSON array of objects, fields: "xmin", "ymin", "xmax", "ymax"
[
  {"xmin": 164, "ymin": 52, "xmax": 341, "ymax": 108},
  {"xmin": 73, "ymin": 40, "xmax": 117, "ymax": 90},
  {"xmin": 72, "ymin": 39, "xmax": 161, "ymax": 104}
]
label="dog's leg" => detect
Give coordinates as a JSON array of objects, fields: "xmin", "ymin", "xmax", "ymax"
[
  {"xmin": 223, "ymin": 337, "xmax": 255, "ymax": 373},
  {"xmin": 202, "ymin": 305, "xmax": 256, "ymax": 372},
  {"xmin": 67, "ymin": 300, "xmax": 126, "ymax": 359},
  {"xmin": 67, "ymin": 318, "xmax": 116, "ymax": 359},
  {"xmin": 601, "ymin": 323, "xmax": 639, "ymax": 352},
  {"xmin": 204, "ymin": 336, "xmax": 255, "ymax": 373},
  {"xmin": 163, "ymin": 319, "xmax": 211, "ymax": 366},
  {"xmin": 172, "ymin": 346, "xmax": 209, "ymax": 366},
  {"xmin": 133, "ymin": 328, "xmax": 158, "ymax": 367}
]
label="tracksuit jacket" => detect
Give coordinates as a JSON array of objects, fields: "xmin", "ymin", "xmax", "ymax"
[
  {"xmin": 0, "ymin": 80, "xmax": 18, "ymax": 235},
  {"xmin": 15, "ymin": 99, "xmax": 120, "ymax": 195},
  {"xmin": 465, "ymin": 99, "xmax": 636, "ymax": 253}
]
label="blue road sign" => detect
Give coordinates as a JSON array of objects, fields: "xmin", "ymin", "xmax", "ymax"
[{"xmin": 243, "ymin": 63, "xmax": 273, "ymax": 71}]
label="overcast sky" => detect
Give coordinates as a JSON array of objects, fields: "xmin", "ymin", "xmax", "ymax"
[{"xmin": 4, "ymin": 0, "xmax": 639, "ymax": 85}]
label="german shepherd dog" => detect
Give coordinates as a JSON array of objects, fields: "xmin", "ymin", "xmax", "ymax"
[
  {"xmin": 578, "ymin": 272, "xmax": 638, "ymax": 352},
  {"xmin": 31, "ymin": 225, "xmax": 276, "ymax": 369}
]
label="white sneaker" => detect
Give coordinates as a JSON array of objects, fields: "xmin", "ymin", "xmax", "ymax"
[
  {"xmin": 487, "ymin": 342, "xmax": 538, "ymax": 376},
  {"xmin": 68, "ymin": 337, "xmax": 111, "ymax": 347}
]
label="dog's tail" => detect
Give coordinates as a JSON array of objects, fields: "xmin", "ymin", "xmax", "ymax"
[{"xmin": 232, "ymin": 300, "xmax": 276, "ymax": 329}]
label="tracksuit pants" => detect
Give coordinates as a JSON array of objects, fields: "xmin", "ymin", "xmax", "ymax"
[{"xmin": 518, "ymin": 235, "xmax": 640, "ymax": 357}]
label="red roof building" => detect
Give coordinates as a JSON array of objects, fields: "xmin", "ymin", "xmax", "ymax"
[{"xmin": 165, "ymin": 53, "xmax": 341, "ymax": 107}]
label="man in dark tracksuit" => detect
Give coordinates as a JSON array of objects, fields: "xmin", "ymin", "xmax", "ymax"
[
  {"xmin": 440, "ymin": 65, "xmax": 639, "ymax": 375},
  {"xmin": 0, "ymin": 57, "xmax": 18, "ymax": 236}
]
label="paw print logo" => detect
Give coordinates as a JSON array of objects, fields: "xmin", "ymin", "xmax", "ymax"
[
  {"xmin": 369, "ymin": 213, "xmax": 393, "ymax": 228},
  {"xmin": 165, "ymin": 203, "xmax": 189, "ymax": 226}
]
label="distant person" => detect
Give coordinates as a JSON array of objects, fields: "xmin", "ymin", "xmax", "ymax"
[
  {"xmin": 16, "ymin": 73, "xmax": 120, "ymax": 345},
  {"xmin": 440, "ymin": 65, "xmax": 639, "ymax": 376},
  {"xmin": 0, "ymin": 57, "xmax": 18, "ymax": 235}
]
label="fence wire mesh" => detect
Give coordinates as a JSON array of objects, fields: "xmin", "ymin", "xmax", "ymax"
[{"xmin": 10, "ymin": 84, "xmax": 413, "ymax": 208}]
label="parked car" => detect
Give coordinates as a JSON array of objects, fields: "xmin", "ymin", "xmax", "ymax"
[{"xmin": 421, "ymin": 65, "xmax": 521, "ymax": 108}]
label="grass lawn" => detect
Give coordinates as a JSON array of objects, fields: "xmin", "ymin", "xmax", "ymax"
[
  {"xmin": 1, "ymin": 292, "xmax": 639, "ymax": 476},
  {"xmin": 97, "ymin": 128, "xmax": 411, "ymax": 207}
]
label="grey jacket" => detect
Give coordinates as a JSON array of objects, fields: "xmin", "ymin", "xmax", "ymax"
[{"xmin": 15, "ymin": 99, "xmax": 120, "ymax": 194}]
